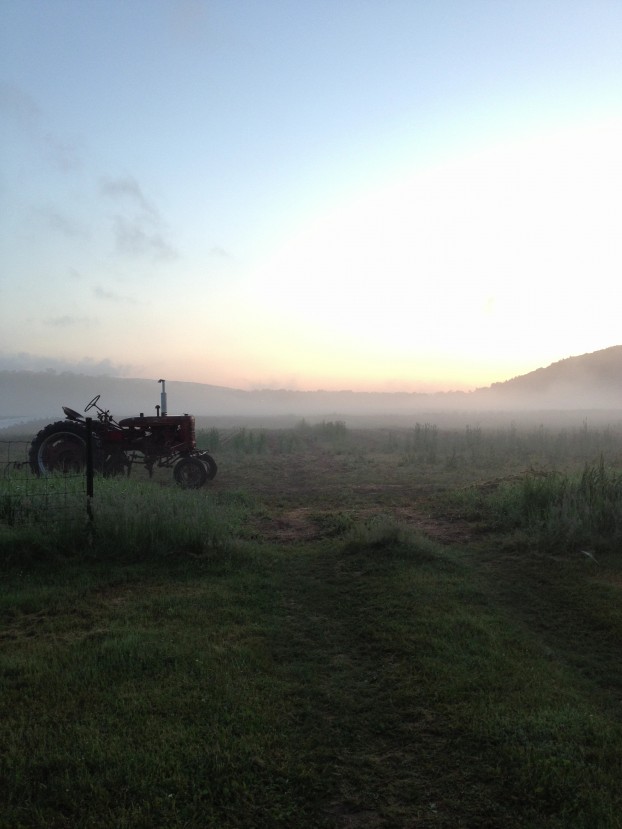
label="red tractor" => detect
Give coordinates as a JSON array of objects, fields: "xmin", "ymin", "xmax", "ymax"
[{"xmin": 29, "ymin": 380, "xmax": 217, "ymax": 488}]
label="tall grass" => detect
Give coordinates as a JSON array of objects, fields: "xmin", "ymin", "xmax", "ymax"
[
  {"xmin": 0, "ymin": 477, "xmax": 248, "ymax": 563},
  {"xmin": 460, "ymin": 457, "xmax": 622, "ymax": 552}
]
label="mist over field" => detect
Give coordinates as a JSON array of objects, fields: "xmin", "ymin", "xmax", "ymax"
[{"xmin": 1, "ymin": 346, "xmax": 621, "ymax": 430}]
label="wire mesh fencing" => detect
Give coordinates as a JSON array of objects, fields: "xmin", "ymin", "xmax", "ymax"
[{"xmin": 0, "ymin": 439, "xmax": 89, "ymax": 531}]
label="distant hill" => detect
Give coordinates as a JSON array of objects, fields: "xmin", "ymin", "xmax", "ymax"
[
  {"xmin": 1, "ymin": 346, "xmax": 621, "ymax": 427},
  {"xmin": 476, "ymin": 345, "xmax": 622, "ymax": 408}
]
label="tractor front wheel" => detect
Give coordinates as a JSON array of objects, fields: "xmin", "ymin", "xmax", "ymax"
[
  {"xmin": 198, "ymin": 453, "xmax": 218, "ymax": 480},
  {"xmin": 174, "ymin": 457, "xmax": 208, "ymax": 489}
]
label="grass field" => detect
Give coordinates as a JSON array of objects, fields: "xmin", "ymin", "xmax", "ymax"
[{"xmin": 1, "ymin": 420, "xmax": 622, "ymax": 827}]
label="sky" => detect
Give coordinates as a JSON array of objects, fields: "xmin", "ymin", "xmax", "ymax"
[{"xmin": 1, "ymin": 0, "xmax": 621, "ymax": 393}]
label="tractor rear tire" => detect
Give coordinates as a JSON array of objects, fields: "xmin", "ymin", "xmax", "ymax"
[
  {"xmin": 174, "ymin": 457, "xmax": 208, "ymax": 489},
  {"xmin": 29, "ymin": 421, "xmax": 95, "ymax": 476}
]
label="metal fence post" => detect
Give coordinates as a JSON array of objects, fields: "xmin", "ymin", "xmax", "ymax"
[
  {"xmin": 85, "ymin": 418, "xmax": 94, "ymax": 497},
  {"xmin": 85, "ymin": 418, "xmax": 94, "ymax": 524}
]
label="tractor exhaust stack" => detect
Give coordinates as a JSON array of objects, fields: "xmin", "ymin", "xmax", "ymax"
[{"xmin": 158, "ymin": 379, "xmax": 167, "ymax": 417}]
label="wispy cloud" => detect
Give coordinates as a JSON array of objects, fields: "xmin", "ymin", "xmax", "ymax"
[
  {"xmin": 99, "ymin": 176, "xmax": 156, "ymax": 215},
  {"xmin": 43, "ymin": 133, "xmax": 81, "ymax": 172},
  {"xmin": 0, "ymin": 352, "xmax": 134, "ymax": 376},
  {"xmin": 44, "ymin": 315, "xmax": 96, "ymax": 328},
  {"xmin": 100, "ymin": 175, "xmax": 179, "ymax": 261},
  {"xmin": 113, "ymin": 215, "xmax": 178, "ymax": 260},
  {"xmin": 0, "ymin": 82, "xmax": 82, "ymax": 172},
  {"xmin": 210, "ymin": 245, "xmax": 232, "ymax": 258},
  {"xmin": 93, "ymin": 285, "xmax": 139, "ymax": 304},
  {"xmin": 34, "ymin": 205, "xmax": 89, "ymax": 238},
  {"xmin": 0, "ymin": 82, "xmax": 39, "ymax": 127}
]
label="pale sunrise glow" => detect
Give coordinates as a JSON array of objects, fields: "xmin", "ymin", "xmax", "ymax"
[
  {"xmin": 243, "ymin": 119, "xmax": 622, "ymax": 390},
  {"xmin": 1, "ymin": 1, "xmax": 621, "ymax": 391}
]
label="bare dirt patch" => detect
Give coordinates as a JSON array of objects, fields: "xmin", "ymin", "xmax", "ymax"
[
  {"xmin": 252, "ymin": 503, "xmax": 473, "ymax": 545},
  {"xmin": 254, "ymin": 507, "xmax": 322, "ymax": 543},
  {"xmin": 392, "ymin": 506, "xmax": 473, "ymax": 544}
]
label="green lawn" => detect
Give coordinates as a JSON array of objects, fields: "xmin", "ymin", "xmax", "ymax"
[{"xmin": 1, "ymin": 423, "xmax": 621, "ymax": 827}]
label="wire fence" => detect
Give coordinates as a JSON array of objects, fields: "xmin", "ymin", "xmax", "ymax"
[{"xmin": 0, "ymin": 439, "xmax": 89, "ymax": 530}]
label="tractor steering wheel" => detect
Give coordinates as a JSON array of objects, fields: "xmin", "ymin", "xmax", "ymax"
[{"xmin": 85, "ymin": 394, "xmax": 101, "ymax": 411}]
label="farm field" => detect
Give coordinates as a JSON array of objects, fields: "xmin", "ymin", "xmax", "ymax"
[{"xmin": 1, "ymin": 420, "xmax": 622, "ymax": 828}]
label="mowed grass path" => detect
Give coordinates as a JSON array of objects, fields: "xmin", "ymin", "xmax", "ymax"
[{"xmin": 2, "ymin": 529, "xmax": 621, "ymax": 828}]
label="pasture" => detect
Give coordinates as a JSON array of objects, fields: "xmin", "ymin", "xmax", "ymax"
[{"xmin": 1, "ymin": 418, "xmax": 622, "ymax": 828}]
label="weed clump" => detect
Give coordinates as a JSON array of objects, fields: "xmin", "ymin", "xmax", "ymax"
[{"xmin": 342, "ymin": 515, "xmax": 439, "ymax": 562}]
